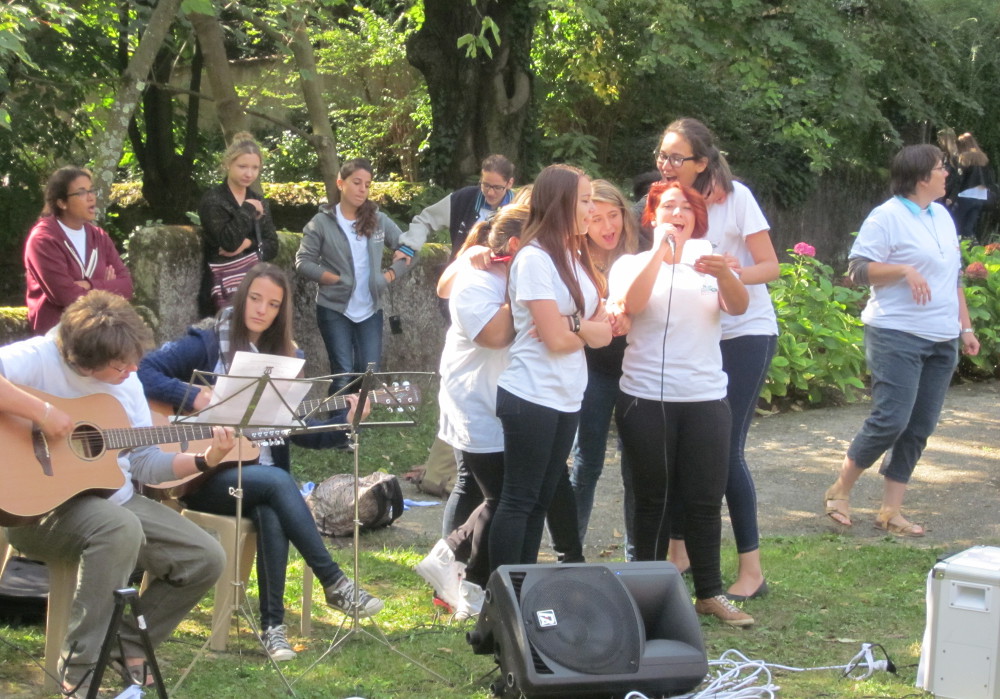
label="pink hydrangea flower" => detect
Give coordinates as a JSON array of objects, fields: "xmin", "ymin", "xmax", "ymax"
[
  {"xmin": 793, "ymin": 242, "xmax": 816, "ymax": 257},
  {"xmin": 965, "ymin": 261, "xmax": 989, "ymax": 279}
]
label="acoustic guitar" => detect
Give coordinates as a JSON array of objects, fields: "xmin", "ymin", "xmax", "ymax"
[{"xmin": 0, "ymin": 383, "xmax": 421, "ymax": 525}]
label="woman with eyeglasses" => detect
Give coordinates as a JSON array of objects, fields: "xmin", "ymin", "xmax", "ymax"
[
  {"xmin": 24, "ymin": 166, "xmax": 134, "ymax": 335},
  {"xmin": 651, "ymin": 118, "xmax": 778, "ymax": 603},
  {"xmin": 824, "ymin": 145, "xmax": 978, "ymax": 537},
  {"xmin": 612, "ymin": 181, "xmax": 752, "ymax": 626}
]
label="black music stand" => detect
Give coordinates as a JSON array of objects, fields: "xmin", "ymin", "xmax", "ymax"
[
  {"xmin": 292, "ymin": 364, "xmax": 450, "ymax": 689},
  {"xmin": 168, "ymin": 364, "xmax": 336, "ymax": 696}
]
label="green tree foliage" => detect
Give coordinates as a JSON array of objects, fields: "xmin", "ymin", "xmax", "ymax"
[
  {"xmin": 315, "ymin": 6, "xmax": 430, "ymax": 180},
  {"xmin": 529, "ymin": 0, "xmax": 997, "ymax": 206}
]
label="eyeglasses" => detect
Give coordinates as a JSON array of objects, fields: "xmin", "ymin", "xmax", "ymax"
[
  {"xmin": 654, "ymin": 151, "xmax": 698, "ymax": 168},
  {"xmin": 107, "ymin": 361, "xmax": 135, "ymax": 375},
  {"xmin": 480, "ymin": 181, "xmax": 508, "ymax": 194},
  {"xmin": 932, "ymin": 165, "xmax": 948, "ymax": 173},
  {"xmin": 67, "ymin": 188, "xmax": 97, "ymax": 198}
]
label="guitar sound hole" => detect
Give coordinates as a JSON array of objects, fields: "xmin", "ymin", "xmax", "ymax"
[{"xmin": 70, "ymin": 424, "xmax": 106, "ymax": 459}]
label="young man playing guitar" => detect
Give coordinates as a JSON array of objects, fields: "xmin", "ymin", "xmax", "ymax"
[{"xmin": 0, "ymin": 290, "xmax": 233, "ymax": 696}]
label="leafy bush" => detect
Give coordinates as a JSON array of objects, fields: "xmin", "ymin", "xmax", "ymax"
[
  {"xmin": 765, "ymin": 247, "xmax": 866, "ymax": 406},
  {"xmin": 959, "ymin": 241, "xmax": 1000, "ymax": 378}
]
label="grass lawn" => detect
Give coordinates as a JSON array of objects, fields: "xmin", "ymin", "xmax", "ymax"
[
  {"xmin": 1, "ymin": 535, "xmax": 948, "ymax": 698},
  {"xmin": 0, "ymin": 390, "xmax": 964, "ymax": 697}
]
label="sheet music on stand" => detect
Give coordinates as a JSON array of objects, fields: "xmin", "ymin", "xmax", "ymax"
[{"xmin": 179, "ymin": 351, "xmax": 316, "ymax": 429}]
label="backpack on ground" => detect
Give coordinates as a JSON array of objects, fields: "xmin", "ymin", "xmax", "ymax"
[{"xmin": 307, "ymin": 471, "xmax": 404, "ymax": 537}]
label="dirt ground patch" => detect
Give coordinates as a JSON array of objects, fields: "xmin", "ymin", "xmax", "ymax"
[{"xmin": 364, "ymin": 380, "xmax": 1000, "ymax": 561}]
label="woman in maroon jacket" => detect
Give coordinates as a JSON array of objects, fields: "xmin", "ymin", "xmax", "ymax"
[{"xmin": 23, "ymin": 166, "xmax": 133, "ymax": 334}]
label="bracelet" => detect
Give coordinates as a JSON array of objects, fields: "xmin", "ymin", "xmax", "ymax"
[
  {"xmin": 41, "ymin": 401, "xmax": 52, "ymax": 424},
  {"xmin": 569, "ymin": 314, "xmax": 581, "ymax": 333},
  {"xmin": 962, "ymin": 328, "xmax": 975, "ymax": 334},
  {"xmin": 397, "ymin": 244, "xmax": 415, "ymax": 258},
  {"xmin": 194, "ymin": 453, "xmax": 212, "ymax": 473}
]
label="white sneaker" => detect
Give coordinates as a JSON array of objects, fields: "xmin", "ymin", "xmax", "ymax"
[
  {"xmin": 414, "ymin": 539, "xmax": 464, "ymax": 610},
  {"xmin": 262, "ymin": 624, "xmax": 297, "ymax": 661},
  {"xmin": 453, "ymin": 579, "xmax": 485, "ymax": 621}
]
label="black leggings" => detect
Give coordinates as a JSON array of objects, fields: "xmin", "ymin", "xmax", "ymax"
[{"xmin": 615, "ymin": 393, "xmax": 730, "ymax": 599}]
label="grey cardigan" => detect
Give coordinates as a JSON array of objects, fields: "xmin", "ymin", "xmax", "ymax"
[{"xmin": 294, "ymin": 204, "xmax": 410, "ymax": 313}]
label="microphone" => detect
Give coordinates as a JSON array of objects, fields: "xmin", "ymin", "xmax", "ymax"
[{"xmin": 653, "ymin": 223, "xmax": 676, "ymax": 253}]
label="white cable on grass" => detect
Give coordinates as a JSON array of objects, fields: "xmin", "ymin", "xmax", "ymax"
[{"xmin": 623, "ymin": 643, "xmax": 891, "ymax": 699}]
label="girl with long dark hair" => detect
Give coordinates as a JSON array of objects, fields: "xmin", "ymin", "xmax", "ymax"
[
  {"xmin": 295, "ymin": 158, "xmax": 410, "ymax": 392},
  {"xmin": 489, "ymin": 164, "xmax": 611, "ymax": 568},
  {"xmin": 138, "ymin": 263, "xmax": 381, "ymax": 663}
]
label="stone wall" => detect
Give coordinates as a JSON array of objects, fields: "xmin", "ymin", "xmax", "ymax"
[{"xmin": 2, "ymin": 226, "xmax": 451, "ymax": 382}]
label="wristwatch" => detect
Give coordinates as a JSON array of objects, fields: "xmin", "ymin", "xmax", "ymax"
[{"xmin": 961, "ymin": 328, "xmax": 975, "ymax": 334}]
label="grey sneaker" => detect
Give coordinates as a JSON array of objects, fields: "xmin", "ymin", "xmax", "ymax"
[
  {"xmin": 262, "ymin": 624, "xmax": 297, "ymax": 661},
  {"xmin": 325, "ymin": 576, "xmax": 384, "ymax": 618}
]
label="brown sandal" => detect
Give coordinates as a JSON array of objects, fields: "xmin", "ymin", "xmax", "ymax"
[
  {"xmin": 874, "ymin": 508, "xmax": 925, "ymax": 537},
  {"xmin": 824, "ymin": 486, "xmax": 852, "ymax": 527}
]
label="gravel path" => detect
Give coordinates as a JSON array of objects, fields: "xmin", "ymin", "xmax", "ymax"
[{"xmin": 360, "ymin": 380, "xmax": 1000, "ymax": 558}]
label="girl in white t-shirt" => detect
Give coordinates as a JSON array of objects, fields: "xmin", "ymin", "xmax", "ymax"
[
  {"xmin": 611, "ymin": 181, "xmax": 754, "ymax": 627},
  {"xmin": 415, "ymin": 205, "xmax": 525, "ymax": 619},
  {"xmin": 653, "ymin": 118, "xmax": 779, "ymax": 602},
  {"xmin": 490, "ymin": 164, "xmax": 611, "ymax": 569}
]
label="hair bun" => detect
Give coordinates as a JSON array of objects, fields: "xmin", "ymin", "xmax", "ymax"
[{"xmin": 230, "ymin": 131, "xmax": 257, "ymax": 147}]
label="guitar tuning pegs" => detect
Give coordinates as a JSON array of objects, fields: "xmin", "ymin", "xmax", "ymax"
[
  {"xmin": 395, "ymin": 407, "xmax": 403, "ymax": 413},
  {"xmin": 402, "ymin": 380, "xmax": 410, "ymax": 387},
  {"xmin": 391, "ymin": 381, "xmax": 399, "ymax": 388},
  {"xmin": 408, "ymin": 406, "xmax": 416, "ymax": 412}
]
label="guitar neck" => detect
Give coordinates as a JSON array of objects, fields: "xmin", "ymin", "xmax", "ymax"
[
  {"xmin": 296, "ymin": 388, "xmax": 393, "ymax": 416},
  {"xmin": 100, "ymin": 422, "xmax": 287, "ymax": 452},
  {"xmin": 297, "ymin": 394, "xmax": 348, "ymax": 416},
  {"xmin": 101, "ymin": 422, "xmax": 226, "ymax": 451}
]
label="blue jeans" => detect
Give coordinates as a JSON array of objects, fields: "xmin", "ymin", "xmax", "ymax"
[
  {"xmin": 569, "ymin": 369, "xmax": 627, "ymax": 544},
  {"xmin": 316, "ymin": 306, "xmax": 384, "ymax": 393},
  {"xmin": 490, "ymin": 387, "xmax": 580, "ymax": 568},
  {"xmin": 720, "ymin": 334, "xmax": 775, "ymax": 554},
  {"xmin": 669, "ymin": 335, "xmax": 776, "ymax": 554},
  {"xmin": 183, "ymin": 465, "xmax": 343, "ymax": 629},
  {"xmin": 848, "ymin": 326, "xmax": 959, "ymax": 484}
]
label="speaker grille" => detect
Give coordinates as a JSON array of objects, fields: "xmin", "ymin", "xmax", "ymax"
[{"xmin": 519, "ymin": 567, "xmax": 641, "ymax": 676}]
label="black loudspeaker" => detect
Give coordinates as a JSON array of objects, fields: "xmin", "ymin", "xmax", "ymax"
[{"xmin": 467, "ymin": 562, "xmax": 708, "ymax": 698}]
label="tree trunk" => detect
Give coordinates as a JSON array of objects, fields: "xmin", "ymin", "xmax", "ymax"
[
  {"xmin": 287, "ymin": 11, "xmax": 340, "ymax": 203},
  {"xmin": 91, "ymin": 0, "xmax": 184, "ymax": 214},
  {"xmin": 407, "ymin": 0, "xmax": 535, "ymax": 187},
  {"xmin": 129, "ymin": 45, "xmax": 200, "ymax": 222},
  {"xmin": 188, "ymin": 10, "xmax": 249, "ymax": 141},
  {"xmin": 236, "ymin": 5, "xmax": 340, "ymax": 203}
]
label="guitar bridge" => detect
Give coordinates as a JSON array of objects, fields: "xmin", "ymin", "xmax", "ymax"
[{"xmin": 31, "ymin": 427, "xmax": 53, "ymax": 477}]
